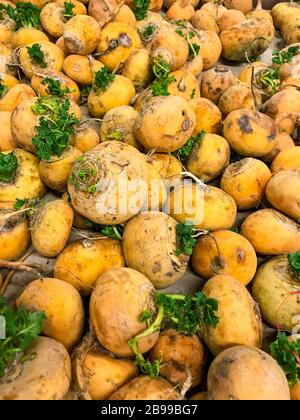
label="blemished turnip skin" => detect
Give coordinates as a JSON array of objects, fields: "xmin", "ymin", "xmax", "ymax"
[
  {"xmin": 0, "ymin": 337, "xmax": 71, "ymax": 400},
  {"xmin": 191, "ymin": 9, "xmax": 219, "ymax": 34},
  {"xmin": 272, "ymin": 2, "xmax": 300, "ymax": 30},
  {"xmin": 16, "ymin": 278, "xmax": 84, "ymax": 351},
  {"xmin": 68, "ymin": 141, "xmax": 149, "ymax": 225},
  {"xmin": 149, "ymin": 329, "xmax": 205, "ymax": 388},
  {"xmin": 63, "ymin": 54, "xmax": 104, "ymax": 85},
  {"xmin": 122, "ymin": 49, "xmax": 152, "ymax": 91},
  {"xmin": 262, "ymin": 132, "xmax": 294, "ymax": 163},
  {"xmin": 109, "ymin": 375, "xmax": 181, "ymax": 400},
  {"xmin": 252, "ymin": 256, "xmax": 300, "ymax": 332},
  {"xmin": 122, "ymin": 212, "xmax": 189, "ymax": 289},
  {"xmin": 200, "ymin": 65, "xmax": 239, "ymax": 104},
  {"xmin": 90, "ymin": 267, "xmax": 159, "ymax": 357},
  {"xmin": 207, "ymin": 346, "xmax": 290, "ymax": 400},
  {"xmin": 202, "ymin": 275, "xmax": 262, "ymax": 356},
  {"xmin": 63, "ymin": 15, "xmax": 100, "ymax": 55}
]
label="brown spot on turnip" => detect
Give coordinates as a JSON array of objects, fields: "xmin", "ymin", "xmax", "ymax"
[
  {"xmin": 236, "ymin": 247, "xmax": 246, "ymax": 263},
  {"xmin": 237, "ymin": 115, "xmax": 253, "ymax": 134}
]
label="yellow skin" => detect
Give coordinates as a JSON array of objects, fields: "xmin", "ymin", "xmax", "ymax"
[
  {"xmin": 61, "ymin": 191, "xmax": 88, "ymax": 229},
  {"xmin": 100, "ymin": 105, "xmax": 141, "ymax": 150},
  {"xmin": 182, "ymin": 52, "xmax": 203, "ymax": 78},
  {"xmin": 218, "ymin": 83, "xmax": 262, "ymax": 116},
  {"xmin": 241, "ymin": 209, "xmax": 300, "ymax": 255},
  {"xmin": 238, "ymin": 61, "xmax": 268, "ymax": 84},
  {"xmin": 223, "ymin": 109, "xmax": 276, "ymax": 157},
  {"xmin": 168, "ymin": 69, "xmax": 200, "ymax": 101},
  {"xmin": 54, "ymin": 237, "xmax": 125, "ymax": 295},
  {"xmin": 16, "ymin": 278, "xmax": 84, "ymax": 351},
  {"xmin": 0, "ymin": 84, "xmax": 36, "ymax": 112},
  {"xmin": 202, "ymin": 275, "xmax": 262, "ymax": 356},
  {"xmin": 143, "ymin": 163, "xmax": 167, "ymax": 211},
  {"xmin": 0, "ymin": 111, "xmax": 17, "ymax": 151},
  {"xmin": 0, "ymin": 20, "xmax": 15, "ymax": 43},
  {"xmin": 192, "ymin": 230, "xmax": 257, "ymax": 287},
  {"xmin": 38, "ymin": 146, "xmax": 82, "ymax": 192},
  {"xmin": 0, "ymin": 73, "xmax": 19, "ymax": 89},
  {"xmin": 123, "ymin": 212, "xmax": 188, "ymax": 289},
  {"xmin": 0, "ymin": 149, "xmax": 45, "ymax": 202},
  {"xmin": 0, "ymin": 202, "xmax": 30, "ymax": 260},
  {"xmin": 19, "ymin": 41, "xmax": 65, "ymax": 79},
  {"xmin": 134, "ymin": 95, "xmax": 196, "ymax": 152},
  {"xmin": 63, "ymin": 15, "xmax": 100, "ymax": 55},
  {"xmin": 31, "ymin": 199, "xmax": 74, "ymax": 257},
  {"xmin": 0, "ymin": 337, "xmax": 71, "ymax": 401},
  {"xmin": 200, "ymin": 65, "xmax": 238, "ymax": 104},
  {"xmin": 73, "ymin": 350, "xmax": 138, "ymax": 400},
  {"xmin": 191, "ymin": 9, "xmax": 219, "ymax": 33},
  {"xmin": 266, "ymin": 170, "xmax": 300, "ymax": 222},
  {"xmin": 112, "ymin": 4, "xmax": 136, "ymax": 26},
  {"xmin": 12, "ymin": 28, "xmax": 49, "ymax": 49},
  {"xmin": 196, "ymin": 30, "xmax": 222, "ymax": 70},
  {"xmin": 166, "ymin": 0, "xmax": 195, "ymax": 22},
  {"xmin": 218, "ymin": 9, "xmax": 246, "ymax": 32},
  {"xmin": 12, "ymin": 0, "xmax": 49, "ymax": 7},
  {"xmin": 151, "ymin": 29, "xmax": 189, "ymax": 71},
  {"xmin": 262, "ymin": 131, "xmax": 294, "ymax": 163},
  {"xmin": 88, "ymin": 0, "xmax": 122, "ymax": 29},
  {"xmin": 121, "ymin": 48, "xmax": 152, "ymax": 91},
  {"xmin": 271, "ymin": 146, "xmax": 300, "ymax": 173},
  {"xmin": 149, "ymin": 329, "xmax": 205, "ymax": 388},
  {"xmin": 186, "ymin": 133, "xmax": 230, "ymax": 182},
  {"xmin": 31, "ymin": 71, "xmax": 80, "ymax": 103},
  {"xmin": 72, "ymin": 125, "xmax": 100, "ymax": 152},
  {"xmin": 88, "ymin": 75, "xmax": 136, "ymax": 118},
  {"xmin": 149, "ymin": 153, "xmax": 182, "ymax": 186},
  {"xmin": 97, "ymin": 22, "xmax": 141, "ymax": 71},
  {"xmin": 272, "ymin": 2, "xmax": 300, "ymax": 30},
  {"xmin": 220, "ymin": 158, "xmax": 272, "ymax": 210},
  {"xmin": 56, "ymin": 36, "xmax": 70, "ymax": 55},
  {"xmin": 207, "ymin": 346, "xmax": 290, "ymax": 400},
  {"xmin": 223, "ymin": 0, "xmax": 252, "ymax": 14},
  {"xmin": 0, "ymin": 43, "xmax": 15, "ymax": 76},
  {"xmin": 190, "ymin": 97, "xmax": 222, "ymax": 134},
  {"xmin": 90, "ymin": 267, "xmax": 159, "ymax": 357},
  {"xmin": 63, "ymin": 54, "xmax": 103, "ymax": 85}
]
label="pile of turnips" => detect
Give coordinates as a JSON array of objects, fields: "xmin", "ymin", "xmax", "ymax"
[{"xmin": 0, "ymin": 0, "xmax": 299, "ymax": 401}]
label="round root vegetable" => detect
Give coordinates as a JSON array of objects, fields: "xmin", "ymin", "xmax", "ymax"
[
  {"xmin": 252, "ymin": 256, "xmax": 300, "ymax": 331},
  {"xmin": 109, "ymin": 375, "xmax": 180, "ymax": 400},
  {"xmin": 63, "ymin": 54, "xmax": 103, "ymax": 85},
  {"xmin": 182, "ymin": 50, "xmax": 203, "ymax": 77},
  {"xmin": 121, "ymin": 49, "xmax": 152, "ymax": 91},
  {"xmin": 149, "ymin": 152, "xmax": 182, "ymax": 186},
  {"xmin": 72, "ymin": 125, "xmax": 100, "ymax": 152},
  {"xmin": 207, "ymin": 346, "xmax": 290, "ymax": 400},
  {"xmin": 38, "ymin": 146, "xmax": 82, "ymax": 192},
  {"xmin": 0, "ymin": 337, "xmax": 71, "ymax": 400},
  {"xmin": 262, "ymin": 132, "xmax": 294, "ymax": 163},
  {"xmin": 88, "ymin": 0, "xmax": 122, "ymax": 28},
  {"xmin": 122, "ymin": 212, "xmax": 188, "ymax": 288},
  {"xmin": 238, "ymin": 61, "xmax": 268, "ymax": 84},
  {"xmin": 166, "ymin": 0, "xmax": 195, "ymax": 22},
  {"xmin": 31, "ymin": 199, "xmax": 73, "ymax": 257},
  {"xmin": 195, "ymin": 30, "xmax": 222, "ymax": 70},
  {"xmin": 54, "ymin": 237, "xmax": 125, "ymax": 295},
  {"xmin": 0, "ymin": 111, "xmax": 16, "ymax": 151},
  {"xmin": 220, "ymin": 158, "xmax": 272, "ymax": 210},
  {"xmin": 100, "ymin": 105, "xmax": 141, "ymax": 150},
  {"xmin": 97, "ymin": 22, "xmax": 141, "ymax": 71},
  {"xmin": 0, "ymin": 149, "xmax": 45, "ymax": 202},
  {"xmin": 223, "ymin": 0, "xmax": 252, "ymax": 14},
  {"xmin": 186, "ymin": 133, "xmax": 230, "ymax": 182},
  {"xmin": 90, "ymin": 267, "xmax": 159, "ymax": 357},
  {"xmin": 272, "ymin": 2, "xmax": 300, "ymax": 30},
  {"xmin": 19, "ymin": 41, "xmax": 64, "ymax": 79},
  {"xmin": 0, "ymin": 84, "xmax": 36, "ymax": 112},
  {"xmin": 16, "ymin": 278, "xmax": 84, "ymax": 351},
  {"xmin": 201, "ymin": 2, "xmax": 226, "ymax": 19},
  {"xmin": 271, "ymin": 146, "xmax": 300, "ymax": 174},
  {"xmin": 149, "ymin": 329, "xmax": 205, "ymax": 388},
  {"xmin": 88, "ymin": 75, "xmax": 135, "ymax": 118},
  {"xmin": 12, "ymin": 28, "xmax": 49, "ymax": 49},
  {"xmin": 266, "ymin": 170, "xmax": 300, "ymax": 222},
  {"xmin": 68, "ymin": 141, "xmax": 149, "ymax": 225},
  {"xmin": 241, "ymin": 209, "xmax": 300, "ymax": 255},
  {"xmin": 56, "ymin": 36, "xmax": 70, "ymax": 54},
  {"xmin": 10, "ymin": 98, "xmax": 39, "ymax": 153},
  {"xmin": 61, "ymin": 191, "xmax": 87, "ymax": 229},
  {"xmin": 191, "ymin": 9, "xmax": 219, "ymax": 34},
  {"xmin": 0, "ymin": 202, "xmax": 30, "ymax": 260},
  {"xmin": 202, "ymin": 275, "xmax": 262, "ymax": 356},
  {"xmin": 200, "ymin": 65, "xmax": 238, "ymax": 104},
  {"xmin": 134, "ymin": 95, "xmax": 196, "ymax": 152},
  {"xmin": 112, "ymin": 4, "xmax": 136, "ymax": 26},
  {"xmin": 31, "ymin": 72, "xmax": 80, "ymax": 103},
  {"xmin": 223, "ymin": 109, "xmax": 276, "ymax": 157},
  {"xmin": 168, "ymin": 69, "xmax": 200, "ymax": 101},
  {"xmin": 192, "ymin": 230, "xmax": 257, "ymax": 286},
  {"xmin": 63, "ymin": 15, "xmax": 100, "ymax": 55},
  {"xmin": 0, "ymin": 74, "xmax": 19, "ymax": 90},
  {"xmin": 217, "ymin": 9, "xmax": 246, "ymax": 32},
  {"xmin": 73, "ymin": 349, "xmax": 138, "ymax": 400},
  {"xmin": 218, "ymin": 83, "xmax": 261, "ymax": 116}
]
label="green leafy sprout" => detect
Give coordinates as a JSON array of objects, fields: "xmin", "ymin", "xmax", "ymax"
[
  {"xmin": 175, "ymin": 28, "xmax": 200, "ymax": 59},
  {"xmin": 0, "ymin": 152, "xmax": 18, "ymax": 183},
  {"xmin": 176, "ymin": 221, "xmax": 197, "ymax": 256},
  {"xmin": 132, "ymin": 0, "xmax": 150, "ymax": 21},
  {"xmin": 1, "ymin": 2, "xmax": 40, "ymax": 29},
  {"xmin": 107, "ymin": 129, "xmax": 122, "ymax": 140},
  {"xmin": 258, "ymin": 67, "xmax": 280, "ymax": 94},
  {"xmin": 138, "ymin": 23, "xmax": 156, "ymax": 42},
  {"xmin": 31, "ymin": 96, "xmax": 79, "ymax": 160},
  {"xmin": 270, "ymin": 332, "xmax": 300, "ymax": 386},
  {"xmin": 62, "ymin": 1, "xmax": 75, "ymax": 20},
  {"xmin": 288, "ymin": 252, "xmax": 300, "ymax": 281},
  {"xmin": 41, "ymin": 77, "xmax": 72, "ymax": 97},
  {"xmin": 14, "ymin": 198, "xmax": 42, "ymax": 217},
  {"xmin": 129, "ymin": 292, "xmax": 219, "ymax": 378},
  {"xmin": 26, "ymin": 43, "xmax": 47, "ymax": 68},
  {"xmin": 172, "ymin": 130, "xmax": 206, "ymax": 162},
  {"xmin": 0, "ymin": 297, "xmax": 46, "ymax": 378},
  {"xmin": 151, "ymin": 59, "xmax": 176, "ymax": 96},
  {"xmin": 84, "ymin": 219, "xmax": 124, "ymax": 241},
  {"xmin": 272, "ymin": 46, "xmax": 300, "ymax": 65},
  {"xmin": 0, "ymin": 78, "xmax": 7, "ymax": 98},
  {"xmin": 93, "ymin": 67, "xmax": 115, "ymax": 92}
]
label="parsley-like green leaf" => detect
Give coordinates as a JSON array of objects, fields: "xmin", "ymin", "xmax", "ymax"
[
  {"xmin": 270, "ymin": 332, "xmax": 300, "ymax": 386},
  {"xmin": 258, "ymin": 67, "xmax": 280, "ymax": 94},
  {"xmin": 41, "ymin": 77, "xmax": 71, "ymax": 96},
  {"xmin": 0, "ymin": 78, "xmax": 7, "ymax": 98},
  {"xmin": 132, "ymin": 0, "xmax": 150, "ymax": 20},
  {"xmin": 13, "ymin": 198, "xmax": 41, "ymax": 216},
  {"xmin": 0, "ymin": 297, "xmax": 46, "ymax": 378},
  {"xmin": 151, "ymin": 59, "xmax": 176, "ymax": 96},
  {"xmin": 5, "ymin": 2, "xmax": 40, "ymax": 30},
  {"xmin": 288, "ymin": 252, "xmax": 300, "ymax": 281},
  {"xmin": 26, "ymin": 43, "xmax": 47, "ymax": 68},
  {"xmin": 272, "ymin": 46, "xmax": 300, "ymax": 65},
  {"xmin": 83, "ymin": 219, "xmax": 124, "ymax": 240},
  {"xmin": 62, "ymin": 1, "xmax": 75, "ymax": 20},
  {"xmin": 173, "ymin": 130, "xmax": 205, "ymax": 161},
  {"xmin": 230, "ymin": 226, "xmax": 239, "ymax": 233},
  {"xmin": 93, "ymin": 67, "xmax": 115, "ymax": 92},
  {"xmin": 0, "ymin": 152, "xmax": 18, "ymax": 183},
  {"xmin": 176, "ymin": 221, "xmax": 196, "ymax": 256},
  {"xmin": 138, "ymin": 310, "xmax": 152, "ymax": 323},
  {"xmin": 138, "ymin": 23, "xmax": 156, "ymax": 42}
]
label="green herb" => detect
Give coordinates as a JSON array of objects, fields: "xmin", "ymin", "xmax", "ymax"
[
  {"xmin": 270, "ymin": 332, "xmax": 300, "ymax": 386},
  {"xmin": 138, "ymin": 23, "xmax": 155, "ymax": 42},
  {"xmin": 4, "ymin": 2, "xmax": 40, "ymax": 30},
  {"xmin": 190, "ymin": 88, "xmax": 196, "ymax": 99},
  {"xmin": 62, "ymin": 1, "xmax": 75, "ymax": 20},
  {"xmin": 26, "ymin": 43, "xmax": 47, "ymax": 68},
  {"xmin": 128, "ymin": 291, "xmax": 219, "ymax": 378},
  {"xmin": 138, "ymin": 310, "xmax": 152, "ymax": 323},
  {"xmin": 174, "ymin": 27, "xmax": 200, "ymax": 59},
  {"xmin": 41, "ymin": 77, "xmax": 71, "ymax": 96},
  {"xmin": 188, "ymin": 43, "xmax": 200, "ymax": 59},
  {"xmin": 0, "ymin": 152, "xmax": 18, "ymax": 183},
  {"xmin": 0, "ymin": 297, "xmax": 46, "ymax": 378},
  {"xmin": 176, "ymin": 222, "xmax": 196, "ymax": 256},
  {"xmin": 132, "ymin": 0, "xmax": 150, "ymax": 20},
  {"xmin": 230, "ymin": 226, "xmax": 239, "ymax": 233},
  {"xmin": 83, "ymin": 219, "xmax": 124, "ymax": 241},
  {"xmin": 172, "ymin": 130, "xmax": 205, "ymax": 161},
  {"xmin": 93, "ymin": 67, "xmax": 115, "ymax": 92},
  {"xmin": 173, "ymin": 20, "xmax": 188, "ymax": 28},
  {"xmin": 151, "ymin": 59, "xmax": 176, "ymax": 96},
  {"xmin": 79, "ymin": 85, "xmax": 91, "ymax": 104},
  {"xmin": 0, "ymin": 78, "xmax": 7, "ymax": 98},
  {"xmin": 288, "ymin": 252, "xmax": 300, "ymax": 281},
  {"xmin": 31, "ymin": 96, "xmax": 79, "ymax": 160},
  {"xmin": 107, "ymin": 129, "xmax": 122, "ymax": 140},
  {"xmin": 272, "ymin": 46, "xmax": 300, "ymax": 65},
  {"xmin": 13, "ymin": 198, "xmax": 41, "ymax": 216},
  {"xmin": 258, "ymin": 67, "xmax": 280, "ymax": 94}
]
